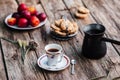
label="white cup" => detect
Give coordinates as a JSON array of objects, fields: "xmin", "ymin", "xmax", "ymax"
[{"xmin": 45, "ymin": 44, "xmax": 63, "ymax": 66}]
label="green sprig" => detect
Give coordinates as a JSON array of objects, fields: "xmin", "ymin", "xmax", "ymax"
[{"xmin": 0, "ymin": 37, "xmax": 38, "ymax": 64}]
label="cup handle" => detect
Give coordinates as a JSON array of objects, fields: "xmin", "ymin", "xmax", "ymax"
[{"xmin": 102, "ymin": 37, "xmax": 120, "ymax": 45}]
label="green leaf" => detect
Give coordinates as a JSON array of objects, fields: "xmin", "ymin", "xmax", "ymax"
[
  {"xmin": 17, "ymin": 39, "xmax": 22, "ymax": 47},
  {"xmin": 1, "ymin": 37, "xmax": 17, "ymax": 44}
]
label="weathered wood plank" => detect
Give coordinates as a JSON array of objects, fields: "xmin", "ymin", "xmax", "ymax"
[
  {"xmin": 1, "ymin": 40, "xmax": 25, "ymax": 80},
  {"xmin": 62, "ymin": 0, "xmax": 108, "ymax": 79},
  {"xmin": 40, "ymin": 1, "xmax": 119, "ymax": 79},
  {"xmin": 40, "ymin": 0, "xmax": 108, "ymax": 80},
  {"xmin": 0, "ymin": 40, "xmax": 7, "ymax": 80},
  {"xmin": 11, "ymin": 32, "xmax": 45, "ymax": 80},
  {"xmin": 0, "ymin": 0, "xmax": 120, "ymax": 80},
  {"xmin": 0, "ymin": 0, "xmax": 45, "ymax": 80},
  {"xmin": 39, "ymin": 0, "xmax": 89, "ymax": 80},
  {"xmin": 17, "ymin": 0, "xmax": 39, "ymax": 5},
  {"xmin": 26, "ymin": 2, "xmax": 75, "ymax": 80},
  {"xmin": 63, "ymin": 0, "xmax": 120, "ymax": 79},
  {"xmin": 80, "ymin": 0, "xmax": 120, "ymax": 79},
  {"xmin": 0, "ymin": 0, "xmax": 18, "ymax": 79}
]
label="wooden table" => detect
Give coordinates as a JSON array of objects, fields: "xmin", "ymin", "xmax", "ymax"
[{"xmin": 0, "ymin": 0, "xmax": 120, "ymax": 80}]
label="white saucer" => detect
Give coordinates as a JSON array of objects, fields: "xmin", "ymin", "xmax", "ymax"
[
  {"xmin": 5, "ymin": 13, "xmax": 47, "ymax": 30},
  {"xmin": 37, "ymin": 54, "xmax": 70, "ymax": 71}
]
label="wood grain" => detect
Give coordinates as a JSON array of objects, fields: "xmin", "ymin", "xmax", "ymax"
[
  {"xmin": 0, "ymin": 0, "xmax": 18, "ymax": 79},
  {"xmin": 63, "ymin": 0, "xmax": 120, "ymax": 79},
  {"xmin": 0, "ymin": 0, "xmax": 45, "ymax": 80},
  {"xmin": 0, "ymin": 40, "xmax": 6, "ymax": 80},
  {"xmin": 0, "ymin": 0, "xmax": 120, "ymax": 80},
  {"xmin": 40, "ymin": 0, "xmax": 106, "ymax": 80}
]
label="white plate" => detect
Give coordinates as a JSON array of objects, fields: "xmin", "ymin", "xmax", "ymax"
[
  {"xmin": 4, "ymin": 14, "xmax": 47, "ymax": 30},
  {"xmin": 37, "ymin": 54, "xmax": 70, "ymax": 71}
]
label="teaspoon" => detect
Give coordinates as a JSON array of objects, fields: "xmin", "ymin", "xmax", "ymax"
[{"xmin": 71, "ymin": 59, "xmax": 76, "ymax": 75}]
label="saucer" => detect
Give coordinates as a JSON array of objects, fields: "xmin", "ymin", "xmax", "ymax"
[{"xmin": 37, "ymin": 54, "xmax": 70, "ymax": 71}]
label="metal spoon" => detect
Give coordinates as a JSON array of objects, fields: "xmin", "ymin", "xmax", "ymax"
[{"xmin": 71, "ymin": 59, "xmax": 76, "ymax": 75}]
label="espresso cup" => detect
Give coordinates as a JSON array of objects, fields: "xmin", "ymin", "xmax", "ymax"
[{"xmin": 45, "ymin": 44, "xmax": 63, "ymax": 66}]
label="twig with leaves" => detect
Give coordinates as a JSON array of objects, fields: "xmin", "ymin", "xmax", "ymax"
[
  {"xmin": 17, "ymin": 39, "xmax": 38, "ymax": 64},
  {"xmin": 0, "ymin": 37, "xmax": 38, "ymax": 64}
]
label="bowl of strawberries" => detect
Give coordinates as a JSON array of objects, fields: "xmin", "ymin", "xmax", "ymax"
[{"xmin": 5, "ymin": 3, "xmax": 47, "ymax": 30}]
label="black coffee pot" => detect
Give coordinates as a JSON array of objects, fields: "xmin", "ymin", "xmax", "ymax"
[{"xmin": 82, "ymin": 23, "xmax": 120, "ymax": 59}]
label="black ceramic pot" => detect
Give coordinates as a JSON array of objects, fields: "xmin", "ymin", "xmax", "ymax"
[{"xmin": 82, "ymin": 23, "xmax": 120, "ymax": 59}]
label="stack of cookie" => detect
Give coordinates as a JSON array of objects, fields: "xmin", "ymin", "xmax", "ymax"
[
  {"xmin": 75, "ymin": 7, "xmax": 89, "ymax": 19},
  {"xmin": 51, "ymin": 19, "xmax": 78, "ymax": 36}
]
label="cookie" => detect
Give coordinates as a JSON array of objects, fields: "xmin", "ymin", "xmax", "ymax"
[
  {"xmin": 60, "ymin": 20, "xmax": 67, "ymax": 31},
  {"xmin": 67, "ymin": 22, "xmax": 74, "ymax": 33},
  {"xmin": 78, "ymin": 7, "xmax": 89, "ymax": 14},
  {"xmin": 54, "ymin": 30, "xmax": 66, "ymax": 36},
  {"xmin": 55, "ymin": 19, "xmax": 63, "ymax": 27},
  {"xmin": 51, "ymin": 24, "xmax": 61, "ymax": 31},
  {"xmin": 75, "ymin": 12, "xmax": 88, "ymax": 19}
]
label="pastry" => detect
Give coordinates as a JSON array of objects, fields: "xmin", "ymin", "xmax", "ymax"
[
  {"xmin": 54, "ymin": 30, "xmax": 66, "ymax": 36},
  {"xmin": 75, "ymin": 7, "xmax": 89, "ymax": 19},
  {"xmin": 78, "ymin": 7, "xmax": 89, "ymax": 14},
  {"xmin": 60, "ymin": 20, "xmax": 67, "ymax": 31},
  {"xmin": 67, "ymin": 21, "xmax": 74, "ymax": 33},
  {"xmin": 75, "ymin": 12, "xmax": 88, "ymax": 19},
  {"xmin": 51, "ymin": 24, "xmax": 61, "ymax": 31},
  {"xmin": 55, "ymin": 19, "xmax": 63, "ymax": 27}
]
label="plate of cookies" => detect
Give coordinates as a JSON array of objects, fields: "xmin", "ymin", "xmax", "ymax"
[{"xmin": 50, "ymin": 17, "xmax": 78, "ymax": 40}]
